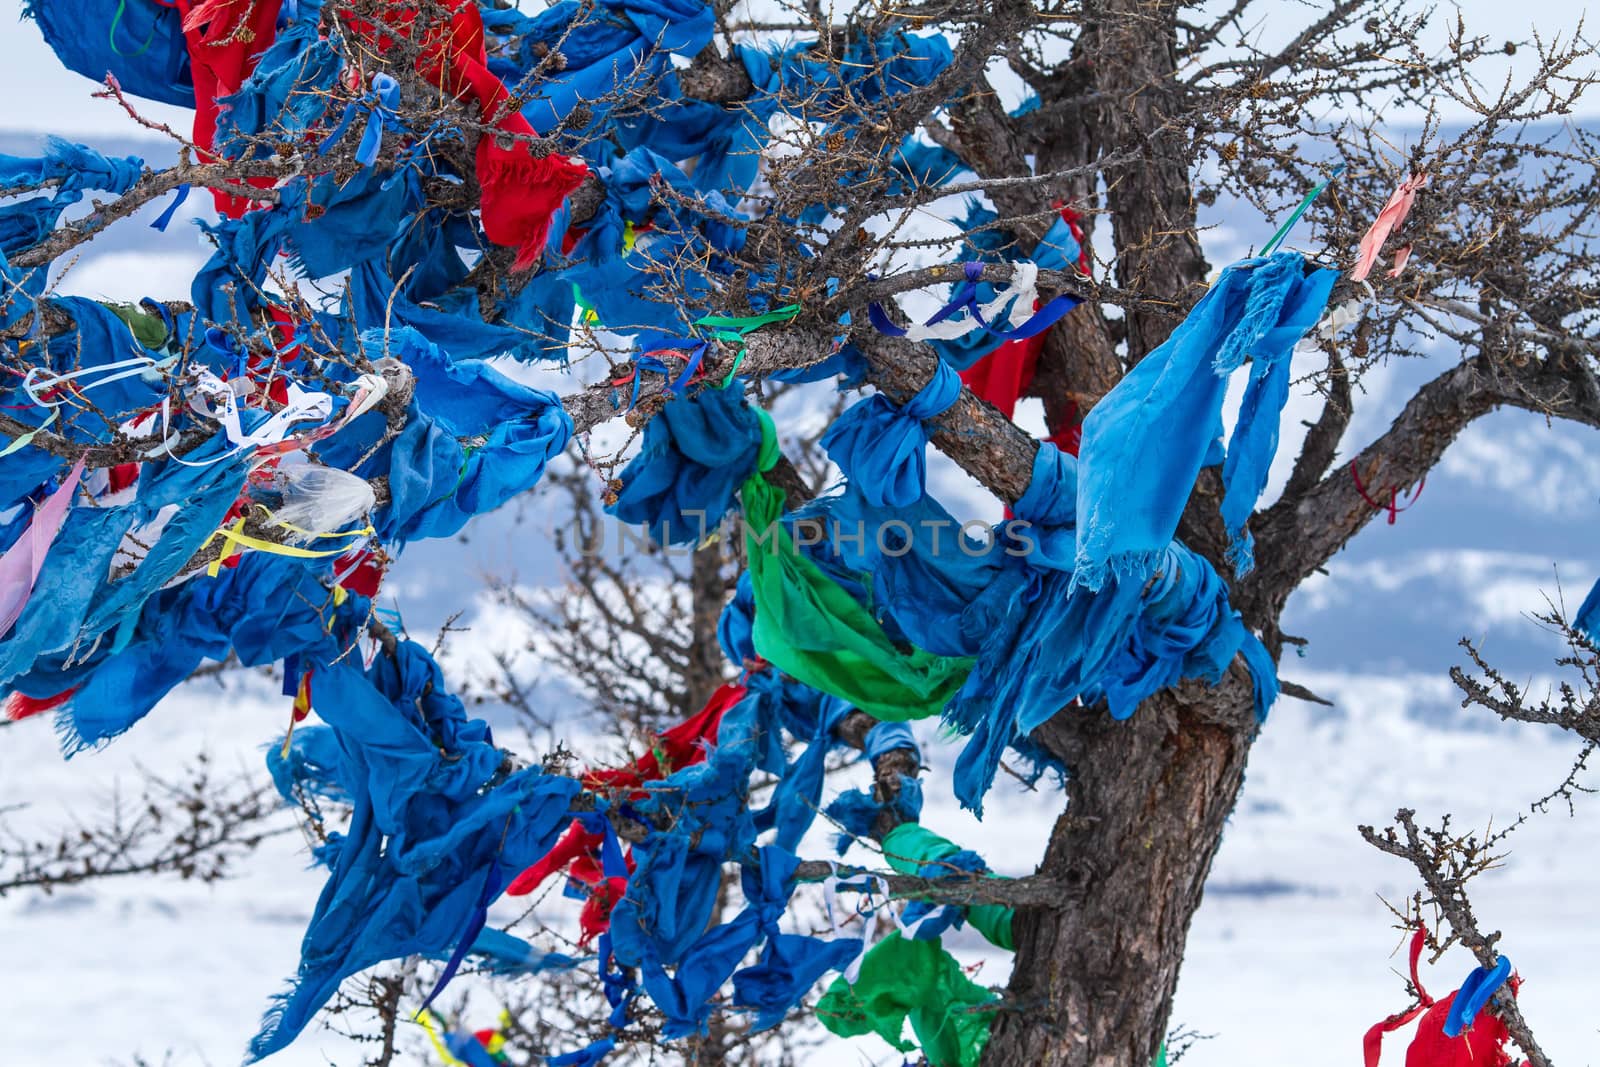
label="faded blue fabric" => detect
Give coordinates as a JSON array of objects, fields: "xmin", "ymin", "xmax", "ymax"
[
  {"xmin": 718, "ymin": 571, "xmax": 758, "ymax": 665},
  {"xmin": 192, "ymin": 181, "xmax": 307, "ymax": 326},
  {"xmin": 248, "ymin": 634, "xmax": 581, "ymax": 1061},
  {"xmin": 789, "ymin": 443, "xmax": 1277, "ymax": 812},
  {"xmin": 343, "ymin": 209, "xmax": 570, "ymax": 361},
  {"xmin": 740, "ymin": 31, "xmax": 952, "ymax": 124},
  {"xmin": 318, "ymin": 73, "xmax": 404, "ymax": 168},
  {"xmin": 268, "ymin": 725, "xmax": 350, "ymax": 809},
  {"xmin": 761, "ymin": 691, "xmax": 851, "ymax": 852},
  {"xmin": 634, "ymin": 845, "xmax": 854, "ymax": 1037},
  {"xmin": 610, "ymin": 689, "xmax": 774, "ymax": 968},
  {"xmin": 0, "ymin": 430, "xmax": 250, "ymax": 710},
  {"xmin": 493, "ymin": 0, "xmax": 713, "ymax": 135},
  {"xmin": 315, "ymin": 330, "xmax": 572, "ymax": 543},
  {"xmin": 283, "ymin": 166, "xmax": 418, "ymax": 278},
  {"xmin": 0, "ymin": 139, "xmax": 144, "ymax": 264},
  {"xmin": 1085, "ymin": 544, "xmax": 1264, "ymax": 721},
  {"xmin": 0, "ymin": 197, "xmax": 63, "ymax": 259},
  {"xmin": 1216, "ymin": 263, "xmax": 1340, "ymax": 573},
  {"xmin": 25, "ymin": 0, "xmax": 195, "ymax": 108},
  {"xmin": 727, "ymin": 846, "xmax": 860, "ymax": 1032},
  {"xmin": 465, "ymin": 926, "xmax": 582, "ymax": 977},
  {"xmin": 823, "ymin": 776, "xmax": 923, "ymax": 854},
  {"xmin": 0, "ymin": 138, "xmax": 143, "ymax": 203},
  {"xmin": 821, "ymin": 359, "xmax": 961, "ymax": 509},
  {"xmin": 608, "ymin": 383, "xmax": 763, "ymax": 546},
  {"xmin": 9, "ymin": 534, "xmax": 331, "ymax": 751},
  {"xmin": 1075, "ymin": 253, "xmax": 1335, "ymax": 589},
  {"xmin": 864, "ymin": 721, "xmax": 918, "ymax": 762},
  {"xmin": 609, "ymin": 148, "xmax": 747, "ymax": 255}
]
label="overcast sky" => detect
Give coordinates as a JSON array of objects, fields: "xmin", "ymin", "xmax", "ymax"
[{"xmin": 1, "ymin": 0, "xmax": 1594, "ymax": 138}]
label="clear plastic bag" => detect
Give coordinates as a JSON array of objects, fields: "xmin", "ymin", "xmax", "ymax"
[{"xmin": 261, "ymin": 464, "xmax": 376, "ymax": 542}]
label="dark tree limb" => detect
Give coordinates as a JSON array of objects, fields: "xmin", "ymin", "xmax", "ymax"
[{"xmin": 1245, "ymin": 347, "xmax": 1600, "ymax": 623}]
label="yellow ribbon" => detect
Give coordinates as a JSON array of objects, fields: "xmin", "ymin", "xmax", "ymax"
[
  {"xmin": 205, "ymin": 514, "xmax": 376, "ymax": 578},
  {"xmin": 416, "ymin": 1008, "xmax": 468, "ymax": 1066}
]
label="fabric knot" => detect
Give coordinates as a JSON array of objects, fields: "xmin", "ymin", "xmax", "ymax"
[
  {"xmin": 821, "ymin": 362, "xmax": 964, "ymax": 508},
  {"xmin": 899, "ymin": 358, "xmax": 961, "ymax": 422},
  {"xmin": 1011, "ymin": 442, "xmax": 1078, "ymax": 528},
  {"xmin": 319, "ymin": 73, "xmax": 405, "ymax": 168},
  {"xmin": 863, "ymin": 721, "xmax": 918, "ymax": 763}
]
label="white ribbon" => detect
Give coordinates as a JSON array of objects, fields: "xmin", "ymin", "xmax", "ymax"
[{"xmin": 900, "ymin": 261, "xmax": 1042, "ymax": 342}]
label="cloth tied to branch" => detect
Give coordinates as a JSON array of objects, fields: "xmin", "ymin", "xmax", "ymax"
[
  {"xmin": 739, "ymin": 411, "xmax": 974, "ymax": 721},
  {"xmin": 1074, "ymin": 252, "xmax": 1337, "ymax": 584},
  {"xmin": 249, "ymin": 628, "xmax": 581, "ymax": 1061},
  {"xmin": 821, "ymin": 359, "xmax": 961, "ymax": 509}
]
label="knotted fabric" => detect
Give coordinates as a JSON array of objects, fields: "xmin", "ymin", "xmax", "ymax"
[
  {"xmin": 816, "ymin": 932, "xmax": 994, "ymax": 1067},
  {"xmin": 821, "ymin": 360, "xmax": 961, "ymax": 509}
]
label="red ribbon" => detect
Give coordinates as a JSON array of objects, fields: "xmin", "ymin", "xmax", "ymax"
[{"xmin": 1351, "ymin": 460, "xmax": 1425, "ymax": 525}]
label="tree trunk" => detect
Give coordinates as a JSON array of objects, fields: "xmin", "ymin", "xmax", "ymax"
[{"xmin": 982, "ymin": 674, "xmax": 1259, "ymax": 1067}]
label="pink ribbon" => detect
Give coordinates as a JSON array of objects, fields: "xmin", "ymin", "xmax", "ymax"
[
  {"xmin": 0, "ymin": 456, "xmax": 87, "ymax": 639},
  {"xmin": 1350, "ymin": 172, "xmax": 1429, "ymax": 281}
]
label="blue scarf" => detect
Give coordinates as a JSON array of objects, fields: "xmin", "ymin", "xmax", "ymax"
[{"xmin": 1075, "ymin": 253, "xmax": 1336, "ymax": 587}]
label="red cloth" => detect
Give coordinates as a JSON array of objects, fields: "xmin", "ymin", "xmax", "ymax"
[
  {"xmin": 3, "ymin": 689, "xmax": 77, "ymax": 721},
  {"xmin": 503, "ymin": 682, "xmax": 747, "ymax": 942},
  {"xmin": 341, "ymin": 2, "xmax": 587, "ymax": 269},
  {"xmin": 172, "ymin": 0, "xmax": 283, "ymax": 218},
  {"xmin": 1406, "ymin": 991, "xmax": 1517, "ymax": 1067},
  {"xmin": 1364, "ymin": 927, "xmax": 1522, "ymax": 1067},
  {"xmin": 333, "ymin": 547, "xmax": 385, "ymax": 598},
  {"xmin": 107, "ymin": 464, "xmax": 141, "ymax": 495}
]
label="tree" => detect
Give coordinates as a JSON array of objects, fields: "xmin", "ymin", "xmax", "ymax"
[{"xmin": 1, "ymin": 0, "xmax": 1596, "ymax": 1065}]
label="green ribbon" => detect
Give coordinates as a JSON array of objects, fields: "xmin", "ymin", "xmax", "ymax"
[
  {"xmin": 108, "ymin": 0, "xmax": 162, "ymax": 58},
  {"xmin": 0, "ymin": 410, "xmax": 57, "ymax": 457},
  {"xmin": 880, "ymin": 823, "xmax": 1014, "ymax": 951},
  {"xmin": 1260, "ymin": 163, "xmax": 1345, "ymax": 257},
  {"xmin": 693, "ymin": 304, "xmax": 801, "ymax": 388},
  {"xmin": 817, "ymin": 932, "xmax": 995, "ymax": 1067},
  {"xmin": 738, "ymin": 416, "xmax": 971, "ymax": 720}
]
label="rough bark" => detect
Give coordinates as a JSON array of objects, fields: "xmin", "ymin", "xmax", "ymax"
[
  {"xmin": 989, "ymin": 675, "xmax": 1259, "ymax": 1067},
  {"xmin": 683, "ymin": 541, "xmax": 727, "ymax": 712},
  {"xmin": 982, "ymin": 6, "xmax": 1240, "ymax": 1065}
]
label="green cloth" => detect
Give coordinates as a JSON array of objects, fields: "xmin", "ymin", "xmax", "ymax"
[
  {"xmin": 816, "ymin": 933, "xmax": 995, "ymax": 1067},
  {"xmin": 880, "ymin": 823, "xmax": 1015, "ymax": 951},
  {"xmin": 103, "ymin": 301, "xmax": 168, "ymax": 351},
  {"xmin": 738, "ymin": 414, "xmax": 972, "ymax": 720}
]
